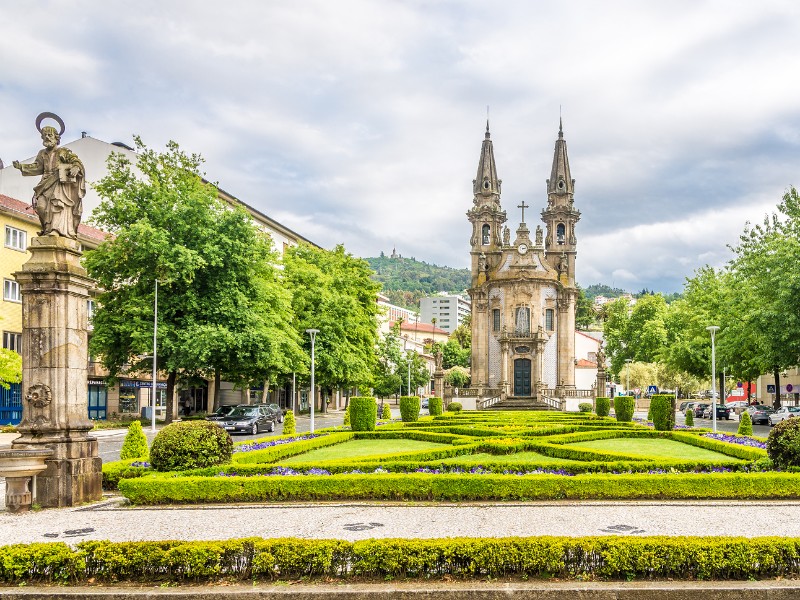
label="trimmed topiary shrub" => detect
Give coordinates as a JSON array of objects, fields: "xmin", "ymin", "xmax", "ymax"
[
  {"xmin": 149, "ymin": 420, "xmax": 232, "ymax": 472},
  {"xmin": 428, "ymin": 397, "xmax": 443, "ymax": 416},
  {"xmin": 737, "ymin": 411, "xmax": 753, "ymax": 436},
  {"xmin": 650, "ymin": 394, "xmax": 675, "ymax": 431},
  {"xmin": 595, "ymin": 397, "xmax": 610, "ymax": 417},
  {"xmin": 578, "ymin": 402, "xmax": 592, "ymax": 413},
  {"xmin": 119, "ymin": 420, "xmax": 149, "ymax": 460},
  {"xmin": 349, "ymin": 397, "xmax": 377, "ymax": 431},
  {"xmin": 766, "ymin": 417, "xmax": 800, "ymax": 468},
  {"xmin": 343, "ymin": 404, "xmax": 351, "ymax": 427},
  {"xmin": 615, "ymin": 396, "xmax": 635, "ymax": 423},
  {"xmin": 399, "ymin": 396, "xmax": 421, "ymax": 422},
  {"xmin": 283, "ymin": 410, "xmax": 296, "ymax": 435},
  {"xmin": 448, "ymin": 401, "xmax": 463, "ymax": 413},
  {"xmin": 381, "ymin": 402, "xmax": 392, "ymax": 420},
  {"xmin": 684, "ymin": 407, "xmax": 694, "ymax": 427}
]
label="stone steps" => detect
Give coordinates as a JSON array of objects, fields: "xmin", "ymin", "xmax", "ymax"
[{"xmin": 484, "ymin": 397, "xmax": 553, "ymax": 411}]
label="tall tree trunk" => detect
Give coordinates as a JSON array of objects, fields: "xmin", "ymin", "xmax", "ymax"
[
  {"xmin": 165, "ymin": 370, "xmax": 177, "ymax": 424},
  {"xmin": 773, "ymin": 366, "xmax": 782, "ymax": 409},
  {"xmin": 718, "ymin": 372, "xmax": 725, "ymax": 404},
  {"xmin": 213, "ymin": 367, "xmax": 221, "ymax": 412},
  {"xmin": 261, "ymin": 378, "xmax": 269, "ymax": 403},
  {"xmin": 746, "ymin": 379, "xmax": 752, "ymax": 404}
]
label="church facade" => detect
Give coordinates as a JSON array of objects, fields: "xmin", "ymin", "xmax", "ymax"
[{"xmin": 467, "ymin": 121, "xmax": 580, "ymax": 401}]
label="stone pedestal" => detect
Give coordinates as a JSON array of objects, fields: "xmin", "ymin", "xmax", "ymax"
[{"xmin": 11, "ymin": 235, "xmax": 102, "ymax": 508}]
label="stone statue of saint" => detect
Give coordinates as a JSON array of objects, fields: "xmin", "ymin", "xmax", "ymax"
[
  {"xmin": 13, "ymin": 113, "xmax": 85, "ymax": 238},
  {"xmin": 535, "ymin": 225, "xmax": 543, "ymax": 247},
  {"xmin": 557, "ymin": 252, "xmax": 568, "ymax": 274},
  {"xmin": 478, "ymin": 252, "xmax": 487, "ymax": 272},
  {"xmin": 435, "ymin": 348, "xmax": 443, "ymax": 370},
  {"xmin": 503, "ymin": 226, "xmax": 510, "ymax": 246},
  {"xmin": 596, "ymin": 344, "xmax": 606, "ymax": 369}
]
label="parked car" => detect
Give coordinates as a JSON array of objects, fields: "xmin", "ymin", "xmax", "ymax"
[
  {"xmin": 421, "ymin": 398, "xmax": 429, "ymax": 409},
  {"xmin": 217, "ymin": 405, "xmax": 276, "ymax": 435},
  {"xmin": 678, "ymin": 401, "xmax": 690, "ymax": 413},
  {"xmin": 746, "ymin": 404, "xmax": 775, "ymax": 426},
  {"xmin": 205, "ymin": 405, "xmax": 237, "ymax": 422},
  {"xmin": 768, "ymin": 406, "xmax": 800, "ymax": 426},
  {"xmin": 683, "ymin": 402, "xmax": 697, "ymax": 415},
  {"xmin": 702, "ymin": 403, "xmax": 731, "ymax": 420},
  {"xmin": 693, "ymin": 403, "xmax": 710, "ymax": 418},
  {"xmin": 259, "ymin": 403, "xmax": 284, "ymax": 423}
]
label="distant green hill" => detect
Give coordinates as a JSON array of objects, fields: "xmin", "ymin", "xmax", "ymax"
[{"xmin": 366, "ymin": 254, "xmax": 470, "ymax": 311}]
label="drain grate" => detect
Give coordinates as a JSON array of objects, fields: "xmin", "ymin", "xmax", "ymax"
[
  {"xmin": 343, "ymin": 522, "xmax": 384, "ymax": 531},
  {"xmin": 598, "ymin": 523, "xmax": 645, "ymax": 534}
]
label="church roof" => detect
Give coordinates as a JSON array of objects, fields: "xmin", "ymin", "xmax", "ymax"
[
  {"xmin": 547, "ymin": 118, "xmax": 574, "ymax": 196},
  {"xmin": 473, "ymin": 121, "xmax": 501, "ymax": 198}
]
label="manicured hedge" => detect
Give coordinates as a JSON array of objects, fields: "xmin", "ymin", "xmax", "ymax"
[
  {"xmin": 232, "ymin": 432, "xmax": 354, "ymax": 465},
  {"xmin": 3, "ymin": 536, "xmax": 800, "ymax": 583},
  {"xmin": 118, "ymin": 471, "xmax": 800, "ymax": 504},
  {"xmin": 595, "ymin": 397, "xmax": 610, "ymax": 417},
  {"xmin": 428, "ymin": 396, "xmax": 443, "ymax": 416},
  {"xmin": 650, "ymin": 394, "xmax": 675, "ymax": 431},
  {"xmin": 349, "ymin": 396, "xmax": 377, "ymax": 431},
  {"xmin": 615, "ymin": 396, "xmax": 635, "ymax": 422},
  {"xmin": 399, "ymin": 396, "xmax": 421, "ymax": 422}
]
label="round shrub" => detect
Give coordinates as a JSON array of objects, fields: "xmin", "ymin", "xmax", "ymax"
[
  {"xmin": 349, "ymin": 396, "xmax": 377, "ymax": 431},
  {"xmin": 119, "ymin": 420, "xmax": 149, "ymax": 460},
  {"xmin": 615, "ymin": 396, "xmax": 635, "ymax": 423},
  {"xmin": 448, "ymin": 401, "xmax": 463, "ymax": 413},
  {"xmin": 283, "ymin": 410, "xmax": 296, "ymax": 435},
  {"xmin": 428, "ymin": 397, "xmax": 443, "ymax": 416},
  {"xmin": 578, "ymin": 402, "xmax": 592, "ymax": 413},
  {"xmin": 149, "ymin": 420, "xmax": 232, "ymax": 472},
  {"xmin": 399, "ymin": 396, "xmax": 421, "ymax": 422},
  {"xmin": 650, "ymin": 395, "xmax": 676, "ymax": 431},
  {"xmin": 381, "ymin": 402, "xmax": 392, "ymax": 420},
  {"xmin": 595, "ymin": 397, "xmax": 610, "ymax": 417},
  {"xmin": 737, "ymin": 411, "xmax": 753, "ymax": 436},
  {"xmin": 767, "ymin": 417, "xmax": 800, "ymax": 468},
  {"xmin": 684, "ymin": 407, "xmax": 694, "ymax": 427}
]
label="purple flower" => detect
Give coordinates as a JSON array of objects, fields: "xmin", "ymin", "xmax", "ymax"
[
  {"xmin": 702, "ymin": 432, "xmax": 767, "ymax": 450},
  {"xmin": 234, "ymin": 433, "xmax": 324, "ymax": 454}
]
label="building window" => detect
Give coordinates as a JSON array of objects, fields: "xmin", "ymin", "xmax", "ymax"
[
  {"xmin": 482, "ymin": 224, "xmax": 490, "ymax": 245},
  {"xmin": 4, "ymin": 226, "xmax": 26, "ymax": 251},
  {"xmin": 556, "ymin": 223, "xmax": 566, "ymax": 245},
  {"xmin": 2, "ymin": 332, "xmax": 22, "ymax": 353},
  {"xmin": 545, "ymin": 309, "xmax": 554, "ymax": 331},
  {"xmin": 492, "ymin": 309, "xmax": 500, "ymax": 332},
  {"xmin": 118, "ymin": 383, "xmax": 139, "ymax": 414},
  {"xmin": 515, "ymin": 307, "xmax": 530, "ymax": 335},
  {"xmin": 3, "ymin": 279, "xmax": 21, "ymax": 302}
]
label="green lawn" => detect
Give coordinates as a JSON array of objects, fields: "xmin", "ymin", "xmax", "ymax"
[
  {"xmin": 564, "ymin": 438, "xmax": 741, "ymax": 461},
  {"xmin": 437, "ymin": 451, "xmax": 582, "ymax": 465},
  {"xmin": 281, "ymin": 439, "xmax": 448, "ymax": 464}
]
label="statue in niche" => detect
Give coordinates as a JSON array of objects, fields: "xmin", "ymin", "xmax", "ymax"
[
  {"xmin": 503, "ymin": 226, "xmax": 510, "ymax": 246},
  {"xmin": 535, "ymin": 225, "xmax": 543, "ymax": 247},
  {"xmin": 13, "ymin": 113, "xmax": 85, "ymax": 238},
  {"xmin": 557, "ymin": 252, "xmax": 568, "ymax": 274},
  {"xmin": 478, "ymin": 252, "xmax": 487, "ymax": 272}
]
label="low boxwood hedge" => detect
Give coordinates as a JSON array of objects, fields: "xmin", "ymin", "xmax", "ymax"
[{"xmin": 3, "ymin": 536, "xmax": 800, "ymax": 583}]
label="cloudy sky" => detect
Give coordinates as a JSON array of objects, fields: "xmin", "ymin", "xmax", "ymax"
[{"xmin": 2, "ymin": 1, "xmax": 798, "ymax": 293}]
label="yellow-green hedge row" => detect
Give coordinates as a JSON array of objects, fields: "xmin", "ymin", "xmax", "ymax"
[
  {"xmin": 2, "ymin": 536, "xmax": 800, "ymax": 583},
  {"xmin": 118, "ymin": 471, "xmax": 800, "ymax": 504}
]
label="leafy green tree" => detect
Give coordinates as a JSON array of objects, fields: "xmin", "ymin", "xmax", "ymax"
[
  {"xmin": 0, "ymin": 349, "xmax": 22, "ymax": 389},
  {"xmin": 283, "ymin": 244, "xmax": 381, "ymax": 409},
  {"xmin": 729, "ymin": 187, "xmax": 800, "ymax": 407},
  {"xmin": 442, "ymin": 338, "xmax": 470, "ymax": 369},
  {"xmin": 86, "ymin": 138, "xmax": 304, "ymax": 423},
  {"xmin": 575, "ymin": 285, "xmax": 596, "ymax": 329},
  {"xmin": 373, "ymin": 323, "xmax": 404, "ymax": 398}
]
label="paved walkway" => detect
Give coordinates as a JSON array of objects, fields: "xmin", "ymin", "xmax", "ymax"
[{"xmin": 1, "ymin": 498, "xmax": 798, "ymax": 544}]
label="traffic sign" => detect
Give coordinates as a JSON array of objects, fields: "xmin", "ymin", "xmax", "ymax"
[
  {"xmin": 787, "ymin": 384, "xmax": 794, "ymax": 393},
  {"xmin": 737, "ymin": 382, "xmax": 743, "ymax": 388},
  {"xmin": 647, "ymin": 385, "xmax": 659, "ymax": 395},
  {"xmin": 767, "ymin": 384, "xmax": 776, "ymax": 393}
]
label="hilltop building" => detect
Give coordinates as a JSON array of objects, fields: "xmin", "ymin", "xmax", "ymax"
[{"xmin": 467, "ymin": 120, "xmax": 581, "ymax": 403}]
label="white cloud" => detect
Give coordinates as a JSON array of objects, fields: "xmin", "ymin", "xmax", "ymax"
[{"xmin": 1, "ymin": 0, "xmax": 799, "ymax": 294}]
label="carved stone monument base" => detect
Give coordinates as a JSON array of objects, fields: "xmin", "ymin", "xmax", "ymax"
[{"xmin": 12, "ymin": 235, "xmax": 102, "ymax": 508}]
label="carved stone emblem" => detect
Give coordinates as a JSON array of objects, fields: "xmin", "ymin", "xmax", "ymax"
[{"xmin": 25, "ymin": 383, "xmax": 52, "ymax": 408}]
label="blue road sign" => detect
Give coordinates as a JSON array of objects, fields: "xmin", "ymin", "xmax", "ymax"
[{"xmin": 647, "ymin": 385, "xmax": 659, "ymax": 395}]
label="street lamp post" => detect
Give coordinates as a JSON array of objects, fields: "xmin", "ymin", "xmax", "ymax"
[
  {"xmin": 707, "ymin": 326, "xmax": 720, "ymax": 433},
  {"xmin": 407, "ymin": 352, "xmax": 412, "ymax": 396},
  {"xmin": 151, "ymin": 279, "xmax": 158, "ymax": 433},
  {"xmin": 306, "ymin": 329, "xmax": 319, "ymax": 433},
  {"xmin": 625, "ymin": 359, "xmax": 632, "ymax": 396}
]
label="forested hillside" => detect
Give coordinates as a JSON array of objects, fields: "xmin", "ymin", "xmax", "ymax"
[{"xmin": 366, "ymin": 254, "xmax": 470, "ymax": 310}]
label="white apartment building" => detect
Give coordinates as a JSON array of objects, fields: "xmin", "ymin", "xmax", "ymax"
[{"xmin": 419, "ymin": 293, "xmax": 471, "ymax": 334}]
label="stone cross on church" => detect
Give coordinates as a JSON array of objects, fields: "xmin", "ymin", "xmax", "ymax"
[{"xmin": 517, "ymin": 201, "xmax": 529, "ymax": 223}]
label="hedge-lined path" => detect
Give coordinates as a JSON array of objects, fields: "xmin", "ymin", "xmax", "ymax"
[{"xmin": 1, "ymin": 499, "xmax": 798, "ymax": 545}]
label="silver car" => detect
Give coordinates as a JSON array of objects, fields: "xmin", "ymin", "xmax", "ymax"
[{"xmin": 768, "ymin": 406, "xmax": 800, "ymax": 426}]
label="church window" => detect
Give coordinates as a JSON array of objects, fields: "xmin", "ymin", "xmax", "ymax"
[
  {"xmin": 483, "ymin": 178, "xmax": 490, "ymax": 190},
  {"xmin": 481, "ymin": 224, "xmax": 490, "ymax": 245},
  {"xmin": 557, "ymin": 223, "xmax": 566, "ymax": 245},
  {"xmin": 514, "ymin": 307, "xmax": 530, "ymax": 335},
  {"xmin": 545, "ymin": 309, "xmax": 554, "ymax": 331},
  {"xmin": 492, "ymin": 309, "xmax": 500, "ymax": 332}
]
